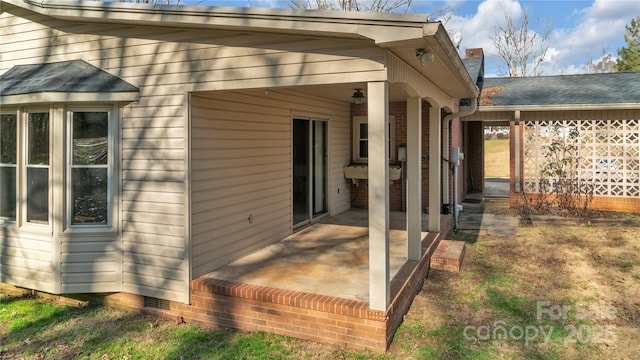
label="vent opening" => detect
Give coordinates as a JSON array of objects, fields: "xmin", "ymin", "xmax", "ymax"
[{"xmin": 144, "ymin": 296, "xmax": 171, "ymax": 310}]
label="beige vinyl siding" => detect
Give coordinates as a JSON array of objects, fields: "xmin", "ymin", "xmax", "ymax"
[
  {"xmin": 59, "ymin": 235, "xmax": 121, "ymax": 293},
  {"xmin": 329, "ymin": 106, "xmax": 352, "ymax": 215},
  {"xmin": 0, "ymin": 232, "xmax": 57, "ymax": 293},
  {"xmin": 121, "ymin": 105, "xmax": 188, "ymax": 302},
  {"xmin": 0, "ymin": 7, "xmax": 190, "ymax": 302},
  {"xmin": 190, "ymin": 89, "xmax": 351, "ymax": 278},
  {"xmin": 2, "ymin": 4, "xmax": 379, "ymax": 302}
]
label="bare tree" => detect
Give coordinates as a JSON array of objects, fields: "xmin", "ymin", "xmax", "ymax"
[
  {"xmin": 283, "ymin": 0, "xmax": 413, "ymax": 13},
  {"xmin": 118, "ymin": 0, "xmax": 185, "ymax": 4},
  {"xmin": 584, "ymin": 48, "xmax": 616, "ymax": 73},
  {"xmin": 491, "ymin": 9, "xmax": 551, "ymax": 77}
]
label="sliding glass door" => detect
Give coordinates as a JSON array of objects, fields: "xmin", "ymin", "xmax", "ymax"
[{"xmin": 293, "ymin": 118, "xmax": 327, "ymax": 227}]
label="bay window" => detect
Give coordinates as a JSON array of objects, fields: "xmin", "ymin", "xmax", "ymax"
[{"xmin": 0, "ymin": 106, "xmax": 115, "ymax": 230}]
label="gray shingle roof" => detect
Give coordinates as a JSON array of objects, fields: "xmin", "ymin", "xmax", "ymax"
[
  {"xmin": 482, "ymin": 72, "xmax": 640, "ymax": 106},
  {"xmin": 0, "ymin": 60, "xmax": 138, "ymax": 96},
  {"xmin": 463, "ymin": 57, "xmax": 484, "ymax": 91}
]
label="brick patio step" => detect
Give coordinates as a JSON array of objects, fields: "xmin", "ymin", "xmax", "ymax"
[{"xmin": 430, "ymin": 240, "xmax": 466, "ymax": 272}]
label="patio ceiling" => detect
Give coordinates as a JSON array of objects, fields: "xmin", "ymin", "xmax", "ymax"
[{"xmin": 6, "ymin": 0, "xmax": 478, "ymax": 102}]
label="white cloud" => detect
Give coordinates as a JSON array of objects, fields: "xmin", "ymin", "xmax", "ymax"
[
  {"xmin": 435, "ymin": 0, "xmax": 640, "ymax": 75},
  {"xmin": 548, "ymin": 0, "xmax": 640, "ymax": 68},
  {"xmin": 436, "ymin": 0, "xmax": 522, "ymax": 56}
]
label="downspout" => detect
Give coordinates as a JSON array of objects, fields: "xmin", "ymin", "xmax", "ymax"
[{"xmin": 443, "ymin": 98, "xmax": 478, "ymax": 232}]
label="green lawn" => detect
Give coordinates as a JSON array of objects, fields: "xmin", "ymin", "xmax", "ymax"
[
  {"xmin": 2, "ymin": 212, "xmax": 639, "ymax": 359},
  {"xmin": 484, "ymin": 139, "xmax": 509, "ymax": 178}
]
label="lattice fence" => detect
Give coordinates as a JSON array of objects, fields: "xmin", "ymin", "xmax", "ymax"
[{"xmin": 523, "ymin": 118, "xmax": 639, "ymax": 198}]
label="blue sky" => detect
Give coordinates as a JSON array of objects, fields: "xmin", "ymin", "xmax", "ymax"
[{"xmin": 173, "ymin": 0, "xmax": 639, "ymax": 76}]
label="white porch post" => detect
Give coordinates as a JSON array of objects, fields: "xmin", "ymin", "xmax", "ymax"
[
  {"xmin": 368, "ymin": 81, "xmax": 390, "ymax": 311},
  {"xmin": 406, "ymin": 97, "xmax": 422, "ymax": 261},
  {"xmin": 428, "ymin": 105, "xmax": 441, "ymax": 232}
]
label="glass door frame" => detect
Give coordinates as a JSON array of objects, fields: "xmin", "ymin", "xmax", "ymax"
[{"xmin": 292, "ymin": 117, "xmax": 328, "ymax": 229}]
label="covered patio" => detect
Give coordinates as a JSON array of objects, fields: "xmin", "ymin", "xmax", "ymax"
[
  {"xmin": 186, "ymin": 210, "xmax": 453, "ymax": 351},
  {"xmin": 202, "ymin": 209, "xmax": 453, "ymax": 301}
]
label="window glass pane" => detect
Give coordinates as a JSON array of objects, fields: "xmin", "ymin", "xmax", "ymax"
[
  {"xmin": 359, "ymin": 140, "xmax": 368, "ymax": 158},
  {"xmin": 1, "ymin": 114, "xmax": 17, "ymax": 164},
  {"xmin": 1, "ymin": 114, "xmax": 17, "ymax": 219},
  {"xmin": 0, "ymin": 167, "xmax": 16, "ymax": 218},
  {"xmin": 28, "ymin": 113, "xmax": 49, "ymax": 165},
  {"xmin": 73, "ymin": 112, "xmax": 108, "ymax": 165},
  {"xmin": 72, "ymin": 168, "xmax": 107, "ymax": 224},
  {"xmin": 359, "ymin": 123, "xmax": 368, "ymax": 139},
  {"xmin": 27, "ymin": 168, "xmax": 48, "ymax": 223}
]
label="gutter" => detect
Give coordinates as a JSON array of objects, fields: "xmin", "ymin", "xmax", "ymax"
[
  {"xmin": 443, "ymin": 97, "xmax": 478, "ymax": 233},
  {"xmin": 444, "ymin": 98, "xmax": 478, "ymax": 122}
]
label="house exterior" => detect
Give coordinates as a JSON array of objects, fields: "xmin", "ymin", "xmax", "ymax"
[
  {"xmin": 0, "ymin": 0, "xmax": 480, "ymax": 350},
  {"xmin": 464, "ymin": 72, "xmax": 640, "ymax": 213}
]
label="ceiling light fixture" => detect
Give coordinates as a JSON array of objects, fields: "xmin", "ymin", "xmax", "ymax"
[{"xmin": 415, "ymin": 48, "xmax": 434, "ymax": 66}]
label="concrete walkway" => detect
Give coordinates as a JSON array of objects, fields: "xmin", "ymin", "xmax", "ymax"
[
  {"xmin": 484, "ymin": 178, "xmax": 510, "ymax": 197},
  {"xmin": 457, "ymin": 211, "xmax": 519, "ymax": 237},
  {"xmin": 458, "ymin": 179, "xmax": 518, "ymax": 237}
]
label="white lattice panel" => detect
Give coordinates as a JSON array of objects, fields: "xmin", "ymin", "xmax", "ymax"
[{"xmin": 522, "ymin": 118, "xmax": 640, "ymax": 198}]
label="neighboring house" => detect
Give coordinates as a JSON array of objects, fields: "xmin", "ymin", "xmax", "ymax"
[
  {"xmin": 0, "ymin": 0, "xmax": 480, "ymax": 351},
  {"xmin": 464, "ymin": 72, "xmax": 640, "ymax": 213}
]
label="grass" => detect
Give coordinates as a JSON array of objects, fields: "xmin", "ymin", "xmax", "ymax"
[
  {"xmin": 0, "ymin": 297, "xmax": 298, "ymax": 360},
  {"xmin": 484, "ymin": 139, "xmax": 510, "ymax": 178},
  {"xmin": 2, "ymin": 212, "xmax": 639, "ymax": 359}
]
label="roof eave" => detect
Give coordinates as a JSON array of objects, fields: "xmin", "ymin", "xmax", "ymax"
[
  {"xmin": 5, "ymin": 0, "xmax": 478, "ymax": 100},
  {"xmin": 478, "ymin": 104, "xmax": 640, "ymax": 112},
  {"xmin": 7, "ymin": 0, "xmax": 428, "ymax": 40},
  {"xmin": 422, "ymin": 22, "xmax": 479, "ymax": 99},
  {"xmin": 0, "ymin": 92, "xmax": 140, "ymax": 106},
  {"xmin": 373, "ymin": 22, "xmax": 479, "ymax": 99}
]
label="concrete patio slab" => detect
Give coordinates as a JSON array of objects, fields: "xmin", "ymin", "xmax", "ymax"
[{"xmin": 203, "ymin": 209, "xmax": 444, "ymax": 302}]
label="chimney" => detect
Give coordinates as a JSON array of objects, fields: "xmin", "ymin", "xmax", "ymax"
[{"xmin": 465, "ymin": 48, "xmax": 484, "ymax": 59}]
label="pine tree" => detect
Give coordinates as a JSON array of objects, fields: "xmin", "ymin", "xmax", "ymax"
[{"xmin": 615, "ymin": 16, "xmax": 640, "ymax": 72}]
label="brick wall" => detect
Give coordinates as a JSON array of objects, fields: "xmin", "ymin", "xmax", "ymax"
[
  {"xmin": 467, "ymin": 121, "xmax": 484, "ymax": 192},
  {"xmin": 510, "ymin": 193, "xmax": 640, "ymax": 214},
  {"xmin": 349, "ymin": 101, "xmax": 432, "ymax": 212}
]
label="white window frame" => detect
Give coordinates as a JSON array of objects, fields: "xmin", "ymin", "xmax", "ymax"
[
  {"xmin": 21, "ymin": 108, "xmax": 53, "ymax": 232},
  {"xmin": 0, "ymin": 105, "xmax": 119, "ymax": 234},
  {"xmin": 352, "ymin": 115, "xmax": 396, "ymax": 163},
  {"xmin": 0, "ymin": 110, "xmax": 18, "ymax": 225},
  {"xmin": 65, "ymin": 106, "xmax": 117, "ymax": 232}
]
